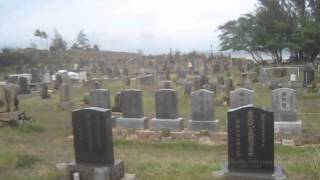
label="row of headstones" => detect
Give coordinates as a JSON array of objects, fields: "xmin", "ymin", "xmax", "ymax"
[
  {"xmin": 89, "ymin": 88, "xmax": 219, "ymax": 132},
  {"xmin": 89, "ymin": 87, "xmax": 301, "ymax": 134},
  {"xmin": 69, "ymin": 105, "xmax": 287, "ymax": 179}
]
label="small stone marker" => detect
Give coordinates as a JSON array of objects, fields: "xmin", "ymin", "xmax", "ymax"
[
  {"xmin": 59, "ymin": 83, "xmax": 71, "ymax": 110},
  {"xmin": 150, "ymin": 89, "xmax": 183, "ymax": 131},
  {"xmin": 117, "ymin": 89, "xmax": 148, "ymax": 129},
  {"xmin": 68, "ymin": 107, "xmax": 125, "ymax": 180},
  {"xmin": 215, "ymin": 105, "xmax": 286, "ymax": 180},
  {"xmin": 189, "ymin": 89, "xmax": 219, "ymax": 132},
  {"xmin": 40, "ymin": 84, "xmax": 50, "ymax": 99}
]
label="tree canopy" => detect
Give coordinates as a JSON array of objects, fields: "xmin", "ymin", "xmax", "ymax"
[{"xmin": 219, "ymin": 0, "xmax": 320, "ymax": 63}]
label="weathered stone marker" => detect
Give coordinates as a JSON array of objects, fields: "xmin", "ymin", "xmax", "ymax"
[
  {"xmin": 59, "ymin": 83, "xmax": 71, "ymax": 110},
  {"xmin": 117, "ymin": 89, "xmax": 148, "ymax": 129},
  {"xmin": 272, "ymin": 88, "xmax": 302, "ymax": 134},
  {"xmin": 230, "ymin": 88, "xmax": 255, "ymax": 108},
  {"xmin": 215, "ymin": 105, "xmax": 286, "ymax": 179},
  {"xmin": 150, "ymin": 89, "xmax": 183, "ymax": 131},
  {"xmin": 303, "ymin": 65, "xmax": 315, "ymax": 87},
  {"xmin": 18, "ymin": 77, "xmax": 30, "ymax": 94},
  {"xmin": 68, "ymin": 107, "xmax": 124, "ymax": 180},
  {"xmin": 189, "ymin": 89, "xmax": 219, "ymax": 132},
  {"xmin": 89, "ymin": 89, "xmax": 111, "ymax": 109},
  {"xmin": 40, "ymin": 84, "xmax": 50, "ymax": 99}
]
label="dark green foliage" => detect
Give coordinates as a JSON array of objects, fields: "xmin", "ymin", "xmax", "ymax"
[{"xmin": 219, "ymin": 0, "xmax": 320, "ymax": 63}]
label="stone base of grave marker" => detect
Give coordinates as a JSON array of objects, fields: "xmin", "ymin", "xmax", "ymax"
[
  {"xmin": 213, "ymin": 164, "xmax": 287, "ymax": 180},
  {"xmin": 149, "ymin": 118, "xmax": 184, "ymax": 131},
  {"xmin": 68, "ymin": 160, "xmax": 124, "ymax": 180},
  {"xmin": 189, "ymin": 120, "xmax": 220, "ymax": 132},
  {"xmin": 274, "ymin": 121, "xmax": 302, "ymax": 135},
  {"xmin": 117, "ymin": 117, "xmax": 148, "ymax": 130}
]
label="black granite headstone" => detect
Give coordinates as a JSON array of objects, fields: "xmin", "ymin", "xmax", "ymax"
[
  {"xmin": 228, "ymin": 105, "xmax": 274, "ymax": 173},
  {"xmin": 72, "ymin": 107, "xmax": 114, "ymax": 165}
]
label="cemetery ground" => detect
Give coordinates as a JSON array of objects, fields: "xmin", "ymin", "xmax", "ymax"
[{"xmin": 1, "ymin": 68, "xmax": 320, "ymax": 179}]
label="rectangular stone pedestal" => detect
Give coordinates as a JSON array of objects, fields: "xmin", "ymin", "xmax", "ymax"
[
  {"xmin": 214, "ymin": 164, "xmax": 287, "ymax": 180},
  {"xmin": 68, "ymin": 160, "xmax": 124, "ymax": 180},
  {"xmin": 274, "ymin": 121, "xmax": 302, "ymax": 134},
  {"xmin": 117, "ymin": 117, "xmax": 148, "ymax": 130},
  {"xmin": 150, "ymin": 118, "xmax": 183, "ymax": 131},
  {"xmin": 189, "ymin": 120, "xmax": 219, "ymax": 132}
]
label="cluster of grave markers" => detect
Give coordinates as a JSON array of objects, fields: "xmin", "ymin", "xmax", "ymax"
[
  {"xmin": 89, "ymin": 88, "xmax": 220, "ymax": 132},
  {"xmin": 87, "ymin": 86, "xmax": 301, "ymax": 135},
  {"xmin": 69, "ymin": 86, "xmax": 293, "ymax": 179}
]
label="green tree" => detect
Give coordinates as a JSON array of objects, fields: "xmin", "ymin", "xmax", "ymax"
[
  {"xmin": 50, "ymin": 29, "xmax": 67, "ymax": 51},
  {"xmin": 219, "ymin": 0, "xmax": 320, "ymax": 63},
  {"xmin": 73, "ymin": 30, "xmax": 90, "ymax": 50}
]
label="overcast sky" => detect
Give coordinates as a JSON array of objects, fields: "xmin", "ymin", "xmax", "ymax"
[{"xmin": 0, "ymin": 0, "xmax": 256, "ymax": 54}]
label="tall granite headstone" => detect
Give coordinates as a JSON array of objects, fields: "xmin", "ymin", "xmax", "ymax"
[
  {"xmin": 117, "ymin": 89, "xmax": 148, "ymax": 129},
  {"xmin": 272, "ymin": 88, "xmax": 301, "ymax": 134},
  {"xmin": 150, "ymin": 89, "xmax": 183, "ymax": 131},
  {"xmin": 230, "ymin": 88, "xmax": 255, "ymax": 108},
  {"xmin": 189, "ymin": 89, "xmax": 219, "ymax": 131},
  {"xmin": 216, "ymin": 105, "xmax": 286, "ymax": 180},
  {"xmin": 68, "ymin": 107, "xmax": 124, "ymax": 180}
]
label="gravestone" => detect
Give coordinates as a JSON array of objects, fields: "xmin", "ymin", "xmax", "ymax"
[
  {"xmin": 89, "ymin": 89, "xmax": 110, "ymax": 109},
  {"xmin": 193, "ymin": 76, "xmax": 202, "ymax": 90},
  {"xmin": 225, "ymin": 78, "xmax": 234, "ymax": 94},
  {"xmin": 31, "ymin": 68, "xmax": 41, "ymax": 83},
  {"xmin": 117, "ymin": 89, "xmax": 148, "ymax": 129},
  {"xmin": 184, "ymin": 83, "xmax": 192, "ymax": 96},
  {"xmin": 272, "ymin": 88, "xmax": 302, "ymax": 134},
  {"xmin": 303, "ymin": 66, "xmax": 315, "ymax": 87},
  {"xmin": 216, "ymin": 105, "xmax": 286, "ymax": 180},
  {"xmin": 59, "ymin": 83, "xmax": 71, "ymax": 110},
  {"xmin": 43, "ymin": 71, "xmax": 51, "ymax": 83},
  {"xmin": 54, "ymin": 74, "xmax": 63, "ymax": 90},
  {"xmin": 138, "ymin": 74, "xmax": 154, "ymax": 86},
  {"xmin": 40, "ymin": 84, "xmax": 50, "ymax": 99},
  {"xmin": 130, "ymin": 78, "xmax": 140, "ymax": 89},
  {"xmin": 18, "ymin": 77, "xmax": 30, "ymax": 94},
  {"xmin": 189, "ymin": 89, "xmax": 219, "ymax": 131},
  {"xmin": 111, "ymin": 92, "xmax": 122, "ymax": 112},
  {"xmin": 68, "ymin": 107, "xmax": 124, "ymax": 180},
  {"xmin": 150, "ymin": 89, "xmax": 183, "ymax": 131},
  {"xmin": 230, "ymin": 88, "xmax": 255, "ymax": 108},
  {"xmin": 217, "ymin": 75, "xmax": 224, "ymax": 85}
]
